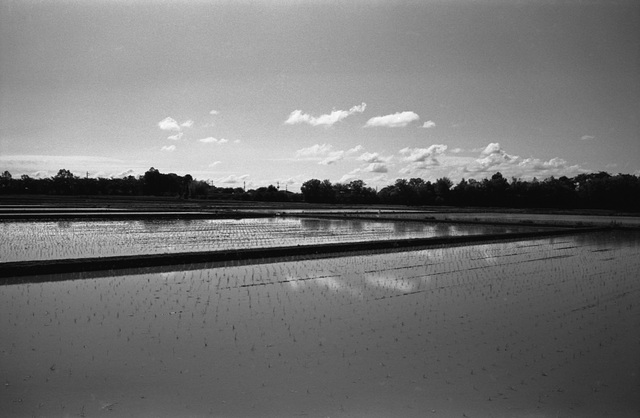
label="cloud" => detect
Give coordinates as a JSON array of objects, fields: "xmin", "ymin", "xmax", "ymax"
[
  {"xmin": 580, "ymin": 135, "xmax": 595, "ymax": 140},
  {"xmin": 112, "ymin": 169, "xmax": 138, "ymax": 179},
  {"xmin": 366, "ymin": 162, "xmax": 389, "ymax": 173},
  {"xmin": 398, "ymin": 145, "xmax": 448, "ymax": 175},
  {"xmin": 319, "ymin": 153, "xmax": 345, "ymax": 165},
  {"xmin": 460, "ymin": 142, "xmax": 586, "ymax": 179},
  {"xmin": 365, "ymin": 111, "xmax": 419, "ymax": 128},
  {"xmin": 295, "ymin": 143, "xmax": 334, "ymax": 157},
  {"xmin": 471, "ymin": 143, "xmax": 517, "ymax": 171},
  {"xmin": 422, "ymin": 120, "xmax": 436, "ymax": 128},
  {"xmin": 357, "ymin": 152, "xmax": 391, "ymax": 164},
  {"xmin": 208, "ymin": 161, "xmax": 221, "ymax": 167},
  {"xmin": 209, "ymin": 110, "xmax": 219, "ymax": 115},
  {"xmin": 295, "ymin": 144, "xmax": 362, "ymax": 165},
  {"xmin": 400, "ymin": 145, "xmax": 448, "ymax": 162},
  {"xmin": 285, "ymin": 103, "xmax": 367, "ymax": 127},
  {"xmin": 158, "ymin": 117, "xmax": 181, "ymax": 131},
  {"xmin": 167, "ymin": 132, "xmax": 184, "ymax": 141},
  {"xmin": 199, "ymin": 137, "xmax": 229, "ymax": 144},
  {"xmin": 181, "ymin": 120, "xmax": 194, "ymax": 128},
  {"xmin": 161, "ymin": 145, "xmax": 176, "ymax": 152}
]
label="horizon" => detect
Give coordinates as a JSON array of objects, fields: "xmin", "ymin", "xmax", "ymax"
[{"xmin": 1, "ymin": 1, "xmax": 639, "ymax": 193}]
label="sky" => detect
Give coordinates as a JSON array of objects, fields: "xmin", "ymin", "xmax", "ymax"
[{"xmin": 1, "ymin": 0, "xmax": 639, "ymax": 191}]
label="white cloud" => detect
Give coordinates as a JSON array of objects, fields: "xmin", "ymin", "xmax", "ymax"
[
  {"xmin": 181, "ymin": 120, "xmax": 194, "ymax": 128},
  {"xmin": 199, "ymin": 137, "xmax": 230, "ymax": 144},
  {"xmin": 357, "ymin": 152, "xmax": 391, "ymax": 163},
  {"xmin": 481, "ymin": 142, "xmax": 504, "ymax": 156},
  {"xmin": 161, "ymin": 145, "xmax": 176, "ymax": 152},
  {"xmin": 450, "ymin": 148, "xmax": 464, "ymax": 154},
  {"xmin": 208, "ymin": 161, "xmax": 221, "ymax": 167},
  {"xmin": 422, "ymin": 120, "xmax": 436, "ymax": 128},
  {"xmin": 167, "ymin": 132, "xmax": 184, "ymax": 141},
  {"xmin": 366, "ymin": 162, "xmax": 389, "ymax": 173},
  {"xmin": 400, "ymin": 145, "xmax": 448, "ymax": 162},
  {"xmin": 112, "ymin": 169, "xmax": 138, "ymax": 179},
  {"xmin": 580, "ymin": 135, "xmax": 595, "ymax": 140},
  {"xmin": 365, "ymin": 111, "xmax": 419, "ymax": 128},
  {"xmin": 295, "ymin": 143, "xmax": 333, "ymax": 157},
  {"xmin": 398, "ymin": 145, "xmax": 448, "ymax": 175},
  {"xmin": 285, "ymin": 103, "xmax": 367, "ymax": 127},
  {"xmin": 461, "ymin": 142, "xmax": 586, "ymax": 179},
  {"xmin": 295, "ymin": 143, "xmax": 362, "ymax": 165},
  {"xmin": 158, "ymin": 117, "xmax": 181, "ymax": 131},
  {"xmin": 319, "ymin": 152, "xmax": 345, "ymax": 165},
  {"xmin": 209, "ymin": 110, "xmax": 219, "ymax": 115}
]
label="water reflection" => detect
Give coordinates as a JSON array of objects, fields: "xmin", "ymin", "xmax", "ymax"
[{"xmin": 2, "ymin": 229, "xmax": 640, "ymax": 417}]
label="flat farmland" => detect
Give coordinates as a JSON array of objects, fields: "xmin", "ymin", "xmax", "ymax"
[
  {"xmin": 1, "ymin": 229, "xmax": 639, "ymax": 417},
  {"xmin": 1, "ymin": 217, "xmax": 540, "ymax": 262}
]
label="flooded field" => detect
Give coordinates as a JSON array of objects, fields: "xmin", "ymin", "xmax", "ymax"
[
  {"xmin": 1, "ymin": 230, "xmax": 639, "ymax": 417},
  {"xmin": 0, "ymin": 218, "xmax": 538, "ymax": 262}
]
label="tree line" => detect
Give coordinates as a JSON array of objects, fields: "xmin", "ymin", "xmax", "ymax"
[{"xmin": 1, "ymin": 168, "xmax": 639, "ymax": 211}]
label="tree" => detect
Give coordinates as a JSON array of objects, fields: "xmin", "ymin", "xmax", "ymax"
[{"xmin": 52, "ymin": 169, "xmax": 77, "ymax": 194}]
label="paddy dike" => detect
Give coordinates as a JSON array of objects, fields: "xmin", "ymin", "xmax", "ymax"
[{"xmin": 1, "ymin": 226, "xmax": 607, "ymax": 283}]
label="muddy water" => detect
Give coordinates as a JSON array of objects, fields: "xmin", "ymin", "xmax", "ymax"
[
  {"xmin": 1, "ymin": 230, "xmax": 639, "ymax": 417},
  {"xmin": 0, "ymin": 217, "xmax": 537, "ymax": 262}
]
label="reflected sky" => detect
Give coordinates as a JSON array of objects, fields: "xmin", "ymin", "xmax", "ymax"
[{"xmin": 2, "ymin": 229, "xmax": 639, "ymax": 417}]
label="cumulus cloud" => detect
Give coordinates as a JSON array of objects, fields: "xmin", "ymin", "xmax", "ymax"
[
  {"xmin": 199, "ymin": 137, "xmax": 229, "ymax": 144},
  {"xmin": 357, "ymin": 152, "xmax": 392, "ymax": 164},
  {"xmin": 181, "ymin": 120, "xmax": 194, "ymax": 128},
  {"xmin": 473, "ymin": 143, "xmax": 517, "ymax": 170},
  {"xmin": 366, "ymin": 162, "xmax": 389, "ymax": 173},
  {"xmin": 158, "ymin": 117, "xmax": 181, "ymax": 131},
  {"xmin": 295, "ymin": 143, "xmax": 334, "ymax": 157},
  {"xmin": 210, "ymin": 110, "xmax": 219, "ymax": 115},
  {"xmin": 161, "ymin": 145, "xmax": 176, "ymax": 152},
  {"xmin": 319, "ymin": 153, "xmax": 345, "ymax": 165},
  {"xmin": 398, "ymin": 145, "xmax": 448, "ymax": 175},
  {"xmin": 400, "ymin": 145, "xmax": 448, "ymax": 162},
  {"xmin": 580, "ymin": 135, "xmax": 595, "ymax": 140},
  {"xmin": 422, "ymin": 120, "xmax": 436, "ymax": 128},
  {"xmin": 461, "ymin": 142, "xmax": 585, "ymax": 179},
  {"xmin": 112, "ymin": 169, "xmax": 137, "ymax": 179},
  {"xmin": 295, "ymin": 143, "xmax": 362, "ymax": 165},
  {"xmin": 365, "ymin": 111, "xmax": 419, "ymax": 128},
  {"xmin": 167, "ymin": 132, "xmax": 184, "ymax": 141},
  {"xmin": 285, "ymin": 103, "xmax": 367, "ymax": 127}
]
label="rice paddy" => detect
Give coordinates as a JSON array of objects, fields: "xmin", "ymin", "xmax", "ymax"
[
  {"xmin": 0, "ymin": 217, "xmax": 533, "ymax": 262},
  {"xmin": 1, "ymin": 226, "xmax": 639, "ymax": 417}
]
